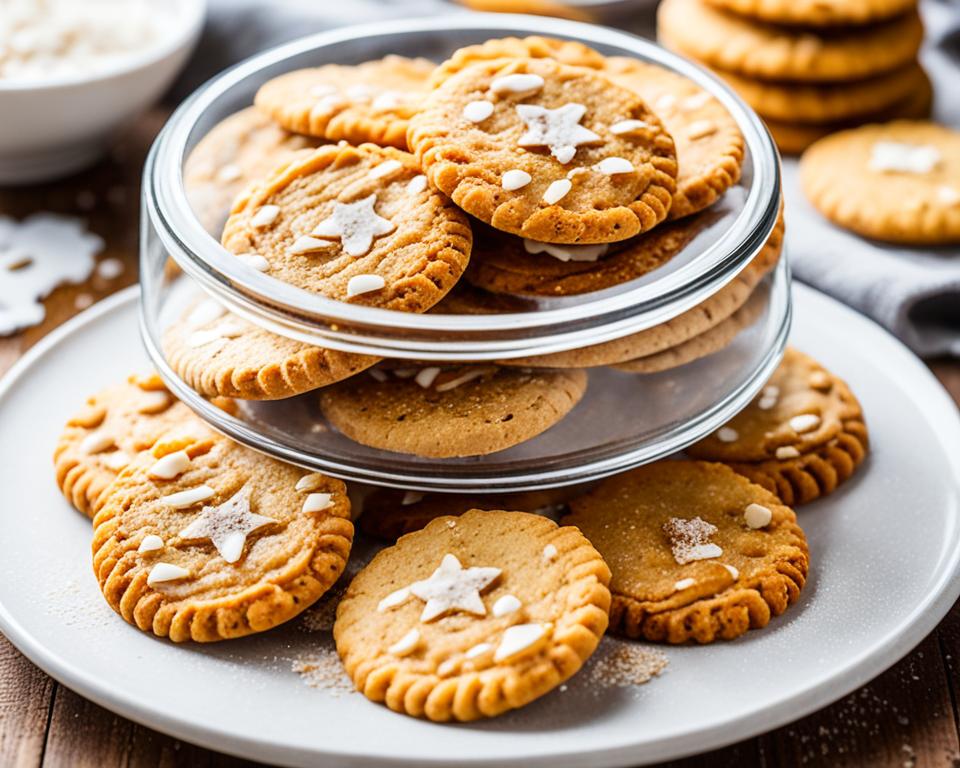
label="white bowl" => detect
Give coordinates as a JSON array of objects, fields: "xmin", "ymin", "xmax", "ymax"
[{"xmin": 0, "ymin": 0, "xmax": 206, "ymax": 185}]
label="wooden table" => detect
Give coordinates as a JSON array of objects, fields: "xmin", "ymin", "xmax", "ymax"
[{"xmin": 1, "ymin": 110, "xmax": 959, "ymax": 768}]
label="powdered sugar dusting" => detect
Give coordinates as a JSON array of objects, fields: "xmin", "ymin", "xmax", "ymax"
[
  {"xmin": 585, "ymin": 638, "xmax": 668, "ymax": 689},
  {"xmin": 663, "ymin": 517, "xmax": 722, "ymax": 564}
]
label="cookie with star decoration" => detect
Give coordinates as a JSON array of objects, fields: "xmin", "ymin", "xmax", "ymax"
[
  {"xmin": 91, "ymin": 425, "xmax": 353, "ymax": 642},
  {"xmin": 334, "ymin": 509, "xmax": 611, "ymax": 721},
  {"xmin": 220, "ymin": 142, "xmax": 472, "ymax": 312},
  {"xmin": 565, "ymin": 460, "xmax": 809, "ymax": 644},
  {"xmin": 408, "ymin": 57, "xmax": 678, "ymax": 244}
]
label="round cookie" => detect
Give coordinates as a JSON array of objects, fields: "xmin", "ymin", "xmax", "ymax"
[
  {"xmin": 254, "ymin": 56, "xmax": 435, "ymax": 150},
  {"xmin": 657, "ymin": 0, "xmax": 924, "ymax": 83},
  {"xmin": 334, "ymin": 510, "xmax": 611, "ymax": 721},
  {"xmin": 687, "ymin": 348, "xmax": 869, "ymax": 504},
  {"xmin": 800, "ymin": 121, "xmax": 960, "ymax": 245},
  {"xmin": 358, "ymin": 486, "xmax": 580, "ymax": 541},
  {"xmin": 318, "ymin": 365, "xmax": 588, "ymax": 458},
  {"xmin": 183, "ymin": 107, "xmax": 321, "ymax": 236},
  {"xmin": 91, "ymin": 427, "xmax": 353, "ymax": 642},
  {"xmin": 465, "ymin": 216, "xmax": 705, "ymax": 297},
  {"xmin": 704, "ymin": 0, "xmax": 917, "ymax": 27},
  {"xmin": 408, "ymin": 57, "xmax": 678, "ymax": 244},
  {"xmin": 429, "ymin": 36, "xmax": 606, "ymax": 87},
  {"xmin": 162, "ymin": 298, "xmax": 379, "ymax": 401},
  {"xmin": 717, "ymin": 63, "xmax": 927, "ymax": 125},
  {"xmin": 605, "ymin": 57, "xmax": 744, "ymax": 220},
  {"xmin": 612, "ymin": 286, "xmax": 766, "ymax": 374},
  {"xmin": 220, "ymin": 143, "xmax": 472, "ymax": 311},
  {"xmin": 764, "ymin": 75, "xmax": 932, "ymax": 155},
  {"xmin": 54, "ymin": 374, "xmax": 206, "ymax": 518},
  {"xmin": 501, "ymin": 210, "xmax": 783, "ymax": 367},
  {"xmin": 564, "ymin": 460, "xmax": 809, "ymax": 644}
]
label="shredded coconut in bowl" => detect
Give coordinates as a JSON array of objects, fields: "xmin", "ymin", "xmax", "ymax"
[{"xmin": 0, "ymin": 0, "xmax": 184, "ymax": 82}]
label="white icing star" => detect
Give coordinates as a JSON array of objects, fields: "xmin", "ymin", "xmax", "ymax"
[
  {"xmin": 311, "ymin": 195, "xmax": 396, "ymax": 256},
  {"xmin": 408, "ymin": 553, "xmax": 501, "ymax": 622},
  {"xmin": 516, "ymin": 103, "xmax": 601, "ymax": 164},
  {"xmin": 178, "ymin": 487, "xmax": 275, "ymax": 564}
]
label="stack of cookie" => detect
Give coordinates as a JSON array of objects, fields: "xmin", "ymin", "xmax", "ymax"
[
  {"xmin": 656, "ymin": 0, "xmax": 931, "ymax": 154},
  {"xmin": 53, "ymin": 347, "xmax": 869, "ymax": 720},
  {"xmin": 173, "ymin": 35, "xmax": 786, "ymax": 461}
]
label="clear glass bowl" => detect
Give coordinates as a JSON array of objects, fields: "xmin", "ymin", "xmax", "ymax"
[
  {"xmin": 139, "ymin": 14, "xmax": 789, "ymax": 491},
  {"xmin": 141, "ymin": 14, "xmax": 781, "ymax": 360}
]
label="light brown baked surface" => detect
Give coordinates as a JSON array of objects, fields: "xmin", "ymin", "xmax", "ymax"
[
  {"xmin": 254, "ymin": 56, "xmax": 436, "ymax": 149},
  {"xmin": 92, "ymin": 427, "xmax": 353, "ymax": 642},
  {"xmin": 409, "ymin": 57, "xmax": 677, "ymax": 244},
  {"xmin": 334, "ymin": 510, "xmax": 610, "ymax": 720},
  {"xmin": 565, "ymin": 460, "xmax": 808, "ymax": 644}
]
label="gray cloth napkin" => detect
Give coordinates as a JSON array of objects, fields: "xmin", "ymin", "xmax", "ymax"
[{"xmin": 173, "ymin": 0, "xmax": 960, "ymax": 357}]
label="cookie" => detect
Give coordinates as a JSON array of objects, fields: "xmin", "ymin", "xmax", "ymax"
[
  {"xmin": 183, "ymin": 107, "xmax": 321, "ymax": 236},
  {"xmin": 254, "ymin": 56, "xmax": 435, "ymax": 150},
  {"xmin": 318, "ymin": 365, "xmax": 588, "ymax": 458},
  {"xmin": 613, "ymin": 286, "xmax": 766, "ymax": 374},
  {"xmin": 54, "ymin": 374, "xmax": 199, "ymax": 518},
  {"xmin": 564, "ymin": 460, "xmax": 809, "ymax": 644},
  {"xmin": 605, "ymin": 57, "xmax": 744, "ymax": 220},
  {"xmin": 358, "ymin": 486, "xmax": 580, "ymax": 541},
  {"xmin": 221, "ymin": 143, "xmax": 472, "ymax": 311},
  {"xmin": 429, "ymin": 36, "xmax": 605, "ymax": 87},
  {"xmin": 704, "ymin": 0, "xmax": 916, "ymax": 27},
  {"xmin": 501, "ymin": 210, "xmax": 783, "ymax": 367},
  {"xmin": 334, "ymin": 509, "xmax": 610, "ymax": 721},
  {"xmin": 764, "ymin": 74, "xmax": 932, "ymax": 155},
  {"xmin": 464, "ymin": 216, "xmax": 705, "ymax": 297},
  {"xmin": 91, "ymin": 427, "xmax": 353, "ymax": 642},
  {"xmin": 657, "ymin": 0, "xmax": 924, "ymax": 83},
  {"xmin": 717, "ymin": 62, "xmax": 927, "ymax": 125},
  {"xmin": 800, "ymin": 120, "xmax": 960, "ymax": 245},
  {"xmin": 162, "ymin": 298, "xmax": 379, "ymax": 401},
  {"xmin": 687, "ymin": 348, "xmax": 869, "ymax": 504},
  {"xmin": 408, "ymin": 57, "xmax": 678, "ymax": 244}
]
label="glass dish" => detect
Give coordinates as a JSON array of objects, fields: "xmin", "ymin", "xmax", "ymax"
[
  {"xmin": 139, "ymin": 14, "xmax": 789, "ymax": 491},
  {"xmin": 140, "ymin": 14, "xmax": 782, "ymax": 361}
]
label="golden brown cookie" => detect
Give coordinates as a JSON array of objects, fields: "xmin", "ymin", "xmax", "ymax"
[
  {"xmin": 687, "ymin": 348, "xmax": 869, "ymax": 504},
  {"xmin": 764, "ymin": 74, "xmax": 933, "ymax": 155},
  {"xmin": 657, "ymin": 0, "xmax": 924, "ymax": 83},
  {"xmin": 319, "ymin": 365, "xmax": 588, "ymax": 457},
  {"xmin": 704, "ymin": 0, "xmax": 916, "ymax": 27},
  {"xmin": 800, "ymin": 120, "xmax": 960, "ymax": 245},
  {"xmin": 612, "ymin": 286, "xmax": 766, "ymax": 374},
  {"xmin": 408, "ymin": 57, "xmax": 678, "ymax": 244},
  {"xmin": 429, "ymin": 36, "xmax": 605, "ymax": 87},
  {"xmin": 358, "ymin": 486, "xmax": 581, "ymax": 540},
  {"xmin": 605, "ymin": 57, "xmax": 744, "ymax": 220},
  {"xmin": 162, "ymin": 298, "xmax": 379, "ymax": 401},
  {"xmin": 183, "ymin": 107, "xmax": 321, "ymax": 236},
  {"xmin": 221, "ymin": 143, "xmax": 472, "ymax": 311},
  {"xmin": 717, "ymin": 63, "xmax": 927, "ymax": 125},
  {"xmin": 92, "ymin": 428, "xmax": 353, "ymax": 642},
  {"xmin": 502, "ymin": 210, "xmax": 783, "ymax": 367},
  {"xmin": 565, "ymin": 460, "xmax": 809, "ymax": 644},
  {"xmin": 54, "ymin": 374, "xmax": 194, "ymax": 518},
  {"xmin": 254, "ymin": 56, "xmax": 435, "ymax": 150},
  {"xmin": 334, "ymin": 509, "xmax": 610, "ymax": 721},
  {"xmin": 465, "ymin": 216, "xmax": 704, "ymax": 297}
]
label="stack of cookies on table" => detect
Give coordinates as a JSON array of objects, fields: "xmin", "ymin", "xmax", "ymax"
[
  {"xmin": 173, "ymin": 34, "xmax": 782, "ymax": 461},
  {"xmin": 656, "ymin": 0, "xmax": 931, "ymax": 154},
  {"xmin": 48, "ymin": 36, "xmax": 877, "ymax": 725}
]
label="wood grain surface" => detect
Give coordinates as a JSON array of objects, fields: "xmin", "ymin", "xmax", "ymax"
[{"xmin": 0, "ymin": 109, "xmax": 958, "ymax": 768}]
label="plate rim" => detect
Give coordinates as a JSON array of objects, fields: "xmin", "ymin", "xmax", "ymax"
[{"xmin": 1, "ymin": 283, "xmax": 959, "ymax": 768}]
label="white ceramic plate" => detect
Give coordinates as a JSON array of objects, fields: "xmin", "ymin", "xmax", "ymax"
[{"xmin": 1, "ymin": 285, "xmax": 959, "ymax": 768}]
